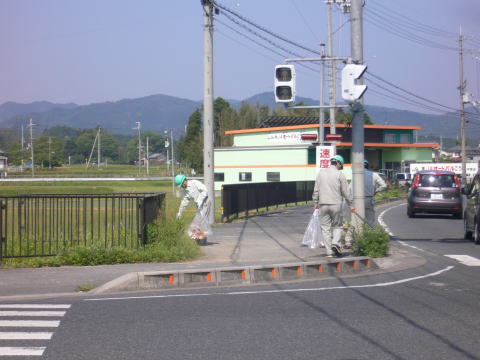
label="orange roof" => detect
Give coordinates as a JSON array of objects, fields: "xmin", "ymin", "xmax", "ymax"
[
  {"xmin": 337, "ymin": 142, "xmax": 440, "ymax": 149},
  {"xmin": 225, "ymin": 123, "xmax": 422, "ymax": 135}
]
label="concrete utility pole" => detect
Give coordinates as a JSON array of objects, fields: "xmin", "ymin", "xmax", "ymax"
[
  {"xmin": 27, "ymin": 118, "xmax": 35, "ymax": 177},
  {"xmin": 134, "ymin": 121, "xmax": 142, "ymax": 175},
  {"xmin": 97, "ymin": 127, "xmax": 101, "ymax": 168},
  {"xmin": 350, "ymin": 0, "xmax": 366, "ymax": 230},
  {"xmin": 202, "ymin": 0, "xmax": 215, "ymax": 224},
  {"xmin": 146, "ymin": 136, "xmax": 149, "ymax": 176},
  {"xmin": 170, "ymin": 130, "xmax": 175, "ymax": 194},
  {"xmin": 48, "ymin": 137, "xmax": 52, "ymax": 169},
  {"xmin": 459, "ymin": 27, "xmax": 467, "ymax": 185},
  {"xmin": 326, "ymin": 0, "xmax": 336, "ymax": 135},
  {"xmin": 319, "ymin": 43, "xmax": 326, "ymax": 145}
]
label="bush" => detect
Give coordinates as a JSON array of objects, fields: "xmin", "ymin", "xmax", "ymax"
[{"xmin": 352, "ymin": 224, "xmax": 390, "ymax": 258}]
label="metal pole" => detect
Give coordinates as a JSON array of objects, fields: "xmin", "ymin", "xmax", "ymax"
[
  {"xmin": 171, "ymin": 130, "xmax": 175, "ymax": 194},
  {"xmin": 48, "ymin": 136, "xmax": 52, "ymax": 169},
  {"xmin": 203, "ymin": 0, "xmax": 215, "ymax": 224},
  {"xmin": 136, "ymin": 122, "xmax": 141, "ymax": 176},
  {"xmin": 350, "ymin": 0, "xmax": 366, "ymax": 229},
  {"xmin": 319, "ymin": 44, "xmax": 326, "ymax": 145},
  {"xmin": 146, "ymin": 136, "xmax": 149, "ymax": 176},
  {"xmin": 98, "ymin": 127, "xmax": 101, "ymax": 168},
  {"xmin": 459, "ymin": 27, "xmax": 467, "ymax": 185},
  {"xmin": 29, "ymin": 118, "xmax": 35, "ymax": 177},
  {"xmin": 327, "ymin": 1, "xmax": 336, "ymax": 135}
]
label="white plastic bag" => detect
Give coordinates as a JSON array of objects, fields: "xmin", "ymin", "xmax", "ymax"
[
  {"xmin": 187, "ymin": 202, "xmax": 212, "ymax": 244},
  {"xmin": 302, "ymin": 209, "xmax": 325, "ymax": 249}
]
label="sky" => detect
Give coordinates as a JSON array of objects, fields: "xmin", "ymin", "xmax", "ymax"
[{"xmin": 1, "ymin": 0, "xmax": 479, "ymax": 115}]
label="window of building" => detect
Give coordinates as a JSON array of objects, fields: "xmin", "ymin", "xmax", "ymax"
[
  {"xmin": 239, "ymin": 172, "xmax": 252, "ymax": 181},
  {"xmin": 267, "ymin": 172, "xmax": 280, "ymax": 181},
  {"xmin": 400, "ymin": 134, "xmax": 410, "ymax": 144},
  {"xmin": 307, "ymin": 148, "xmax": 316, "ymax": 165},
  {"xmin": 384, "ymin": 134, "xmax": 396, "ymax": 143},
  {"xmin": 214, "ymin": 173, "xmax": 224, "ymax": 182}
]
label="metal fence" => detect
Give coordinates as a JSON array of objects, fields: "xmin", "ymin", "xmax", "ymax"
[
  {"xmin": 221, "ymin": 181, "xmax": 315, "ymax": 222},
  {"xmin": 0, "ymin": 193, "xmax": 165, "ymax": 261}
]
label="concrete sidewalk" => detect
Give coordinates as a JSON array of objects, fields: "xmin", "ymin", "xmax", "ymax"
[{"xmin": 0, "ymin": 202, "xmax": 421, "ymax": 300}]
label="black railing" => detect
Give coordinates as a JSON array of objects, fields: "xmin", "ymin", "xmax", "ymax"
[
  {"xmin": 0, "ymin": 193, "xmax": 165, "ymax": 261},
  {"xmin": 221, "ymin": 181, "xmax": 315, "ymax": 222}
]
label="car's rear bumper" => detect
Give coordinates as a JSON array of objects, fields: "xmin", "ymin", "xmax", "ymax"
[{"xmin": 408, "ymin": 198, "xmax": 462, "ymax": 214}]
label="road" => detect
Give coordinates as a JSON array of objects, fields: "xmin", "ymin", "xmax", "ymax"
[{"xmin": 1, "ymin": 201, "xmax": 480, "ymax": 360}]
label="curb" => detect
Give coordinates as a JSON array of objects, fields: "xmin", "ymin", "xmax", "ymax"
[{"xmin": 90, "ymin": 256, "xmax": 377, "ymax": 294}]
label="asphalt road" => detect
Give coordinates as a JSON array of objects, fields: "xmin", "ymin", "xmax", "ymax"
[{"xmin": 2, "ymin": 201, "xmax": 480, "ymax": 360}]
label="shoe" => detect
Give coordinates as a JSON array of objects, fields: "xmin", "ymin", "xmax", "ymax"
[
  {"xmin": 331, "ymin": 244, "xmax": 342, "ymax": 257},
  {"xmin": 343, "ymin": 244, "xmax": 352, "ymax": 249}
]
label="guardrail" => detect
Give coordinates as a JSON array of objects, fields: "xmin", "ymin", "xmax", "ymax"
[
  {"xmin": 0, "ymin": 193, "xmax": 165, "ymax": 261},
  {"xmin": 221, "ymin": 181, "xmax": 315, "ymax": 222}
]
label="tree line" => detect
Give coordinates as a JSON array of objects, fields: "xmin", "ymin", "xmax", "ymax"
[{"xmin": 0, "ymin": 99, "xmax": 372, "ymax": 170}]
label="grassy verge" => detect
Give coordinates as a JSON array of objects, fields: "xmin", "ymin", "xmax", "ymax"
[{"xmin": 2, "ymin": 219, "xmax": 200, "ymax": 268}]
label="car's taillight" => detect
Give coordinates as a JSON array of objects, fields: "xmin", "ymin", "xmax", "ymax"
[
  {"xmin": 454, "ymin": 175, "xmax": 461, "ymax": 190},
  {"xmin": 412, "ymin": 175, "xmax": 420, "ymax": 189}
]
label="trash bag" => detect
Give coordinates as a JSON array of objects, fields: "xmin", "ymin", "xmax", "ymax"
[
  {"xmin": 187, "ymin": 203, "xmax": 212, "ymax": 245},
  {"xmin": 302, "ymin": 209, "xmax": 324, "ymax": 249}
]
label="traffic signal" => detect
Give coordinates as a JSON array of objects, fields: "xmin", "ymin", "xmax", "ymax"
[
  {"xmin": 341, "ymin": 64, "xmax": 367, "ymax": 103},
  {"xmin": 274, "ymin": 65, "xmax": 296, "ymax": 103}
]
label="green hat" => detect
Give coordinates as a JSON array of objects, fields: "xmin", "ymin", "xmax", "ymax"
[
  {"xmin": 364, "ymin": 160, "xmax": 369, "ymax": 165},
  {"xmin": 174, "ymin": 174, "xmax": 186, "ymax": 187},
  {"xmin": 331, "ymin": 154, "xmax": 344, "ymax": 165}
]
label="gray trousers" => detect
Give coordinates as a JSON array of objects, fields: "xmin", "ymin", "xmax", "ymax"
[{"xmin": 320, "ymin": 204, "xmax": 343, "ymax": 255}]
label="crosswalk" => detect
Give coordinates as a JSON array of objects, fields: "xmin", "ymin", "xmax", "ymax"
[
  {"xmin": 0, "ymin": 304, "xmax": 70, "ymax": 357},
  {"xmin": 445, "ymin": 255, "xmax": 480, "ymax": 266}
]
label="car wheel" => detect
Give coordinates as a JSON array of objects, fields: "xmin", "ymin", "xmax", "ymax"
[
  {"xmin": 475, "ymin": 221, "xmax": 480, "ymax": 245},
  {"xmin": 407, "ymin": 206, "xmax": 415, "ymax": 218},
  {"xmin": 464, "ymin": 217, "xmax": 473, "ymax": 240}
]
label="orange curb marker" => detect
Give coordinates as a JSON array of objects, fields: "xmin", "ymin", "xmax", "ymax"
[
  {"xmin": 271, "ymin": 269, "xmax": 277, "ymax": 278},
  {"xmin": 297, "ymin": 266, "xmax": 302, "ymax": 275},
  {"xmin": 168, "ymin": 275, "xmax": 174, "ymax": 284},
  {"xmin": 336, "ymin": 263, "xmax": 341, "ymax": 272},
  {"xmin": 318, "ymin": 264, "xmax": 323, "ymax": 273},
  {"xmin": 353, "ymin": 261, "xmax": 357, "ymax": 270},
  {"xmin": 365, "ymin": 259, "xmax": 371, "ymax": 268},
  {"xmin": 207, "ymin": 273, "xmax": 212, "ymax": 282},
  {"xmin": 241, "ymin": 271, "xmax": 246, "ymax": 280}
]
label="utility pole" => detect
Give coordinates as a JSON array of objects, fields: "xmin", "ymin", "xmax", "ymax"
[
  {"xmin": 326, "ymin": 0, "xmax": 336, "ymax": 135},
  {"xmin": 170, "ymin": 130, "xmax": 175, "ymax": 194},
  {"xmin": 21, "ymin": 125, "xmax": 24, "ymax": 171},
  {"xmin": 48, "ymin": 136, "xmax": 52, "ymax": 169},
  {"xmin": 146, "ymin": 136, "xmax": 149, "ymax": 176},
  {"xmin": 202, "ymin": 0, "xmax": 215, "ymax": 224},
  {"xmin": 350, "ymin": 0, "xmax": 366, "ymax": 230},
  {"xmin": 459, "ymin": 27, "xmax": 467, "ymax": 185},
  {"xmin": 97, "ymin": 127, "xmax": 101, "ymax": 168},
  {"xmin": 27, "ymin": 118, "xmax": 35, "ymax": 177},
  {"xmin": 134, "ymin": 121, "xmax": 141, "ymax": 175},
  {"xmin": 319, "ymin": 43, "xmax": 326, "ymax": 145}
]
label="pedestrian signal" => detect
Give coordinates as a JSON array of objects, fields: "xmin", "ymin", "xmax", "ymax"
[{"xmin": 274, "ymin": 65, "xmax": 296, "ymax": 103}]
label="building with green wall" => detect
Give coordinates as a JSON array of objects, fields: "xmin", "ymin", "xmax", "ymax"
[{"xmin": 213, "ymin": 117, "xmax": 438, "ymax": 190}]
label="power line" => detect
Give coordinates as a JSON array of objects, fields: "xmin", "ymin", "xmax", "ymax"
[{"xmin": 213, "ymin": 0, "xmax": 320, "ymax": 55}]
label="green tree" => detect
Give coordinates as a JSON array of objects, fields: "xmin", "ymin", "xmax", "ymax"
[
  {"xmin": 179, "ymin": 109, "xmax": 203, "ymax": 172},
  {"xmin": 34, "ymin": 136, "xmax": 64, "ymax": 167}
]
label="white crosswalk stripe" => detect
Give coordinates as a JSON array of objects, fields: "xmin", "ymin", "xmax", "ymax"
[
  {"xmin": 0, "ymin": 304, "xmax": 70, "ymax": 357},
  {"xmin": 445, "ymin": 255, "xmax": 480, "ymax": 266}
]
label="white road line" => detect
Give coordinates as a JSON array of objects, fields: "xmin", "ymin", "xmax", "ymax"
[
  {"xmin": 85, "ymin": 266, "xmax": 454, "ymax": 302},
  {"xmin": 0, "ymin": 304, "xmax": 70, "ymax": 309},
  {"xmin": 0, "ymin": 311, "xmax": 66, "ymax": 317},
  {"xmin": 0, "ymin": 332, "xmax": 53, "ymax": 340},
  {"xmin": 396, "ymin": 240, "xmax": 428, "ymax": 253},
  {"xmin": 0, "ymin": 320, "xmax": 60, "ymax": 328},
  {"xmin": 0, "ymin": 347, "xmax": 45, "ymax": 356},
  {"xmin": 445, "ymin": 255, "xmax": 480, "ymax": 266},
  {"xmin": 377, "ymin": 203, "xmax": 407, "ymax": 236}
]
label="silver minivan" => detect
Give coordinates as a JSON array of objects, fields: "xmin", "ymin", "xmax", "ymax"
[{"xmin": 463, "ymin": 172, "xmax": 480, "ymax": 244}]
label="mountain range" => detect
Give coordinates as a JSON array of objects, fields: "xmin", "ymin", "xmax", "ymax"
[{"xmin": 0, "ymin": 92, "xmax": 477, "ymax": 139}]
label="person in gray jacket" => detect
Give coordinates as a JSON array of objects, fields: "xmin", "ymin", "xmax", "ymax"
[
  {"xmin": 175, "ymin": 174, "xmax": 210, "ymax": 220},
  {"xmin": 312, "ymin": 155, "xmax": 355, "ymax": 257}
]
